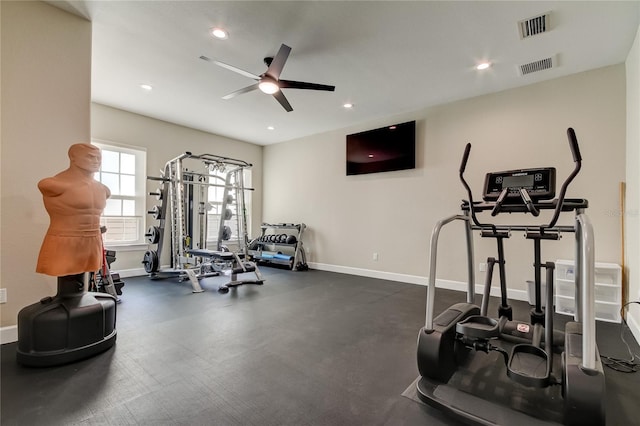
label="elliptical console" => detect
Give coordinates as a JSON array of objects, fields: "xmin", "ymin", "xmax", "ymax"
[
  {"xmin": 415, "ymin": 128, "xmax": 605, "ymax": 426},
  {"xmin": 483, "ymin": 167, "xmax": 556, "ymax": 202}
]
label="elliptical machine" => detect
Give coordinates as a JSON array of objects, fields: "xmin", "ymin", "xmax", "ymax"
[{"xmin": 416, "ymin": 128, "xmax": 605, "ymax": 425}]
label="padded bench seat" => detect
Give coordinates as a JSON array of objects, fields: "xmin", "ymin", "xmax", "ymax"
[{"xmin": 186, "ymin": 249, "xmax": 235, "ymax": 260}]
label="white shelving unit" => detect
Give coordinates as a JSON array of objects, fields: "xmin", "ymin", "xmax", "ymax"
[{"xmin": 555, "ymin": 259, "xmax": 622, "ymax": 323}]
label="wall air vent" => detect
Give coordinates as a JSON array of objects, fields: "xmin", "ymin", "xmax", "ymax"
[
  {"xmin": 519, "ymin": 56, "xmax": 554, "ymax": 76},
  {"xmin": 518, "ymin": 13, "xmax": 550, "ymax": 39}
]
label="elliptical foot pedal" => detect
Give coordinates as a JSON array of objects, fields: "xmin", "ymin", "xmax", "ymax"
[
  {"xmin": 455, "ymin": 315, "xmax": 500, "ymax": 339},
  {"xmin": 507, "ymin": 344, "xmax": 550, "ymax": 387}
]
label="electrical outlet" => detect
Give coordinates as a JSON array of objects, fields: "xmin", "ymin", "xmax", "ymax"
[
  {"xmin": 373, "ymin": 252, "xmax": 379, "ymax": 261},
  {"xmin": 0, "ymin": 288, "xmax": 6, "ymax": 304},
  {"xmin": 479, "ymin": 263, "xmax": 487, "ymax": 272}
]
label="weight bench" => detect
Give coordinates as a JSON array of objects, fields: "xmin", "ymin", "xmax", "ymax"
[{"xmin": 185, "ymin": 249, "xmax": 265, "ymax": 293}]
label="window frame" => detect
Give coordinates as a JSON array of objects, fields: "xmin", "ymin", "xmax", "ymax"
[{"xmin": 92, "ymin": 139, "xmax": 147, "ymax": 249}]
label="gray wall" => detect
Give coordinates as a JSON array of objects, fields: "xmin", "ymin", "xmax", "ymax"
[
  {"xmin": 0, "ymin": 1, "xmax": 92, "ymax": 330},
  {"xmin": 1, "ymin": 1, "xmax": 638, "ymax": 347},
  {"xmin": 90, "ymin": 103, "xmax": 264, "ymax": 272},
  {"xmin": 625, "ymin": 25, "xmax": 640, "ymax": 339},
  {"xmin": 263, "ymin": 65, "xmax": 627, "ymax": 302}
]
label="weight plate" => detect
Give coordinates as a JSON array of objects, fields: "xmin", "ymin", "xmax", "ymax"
[
  {"xmin": 148, "ymin": 205, "xmax": 162, "ymax": 220},
  {"xmin": 146, "ymin": 226, "xmax": 161, "ymax": 244},
  {"xmin": 142, "ymin": 250, "xmax": 159, "ymax": 273},
  {"xmin": 221, "ymin": 225, "xmax": 232, "ymax": 241}
]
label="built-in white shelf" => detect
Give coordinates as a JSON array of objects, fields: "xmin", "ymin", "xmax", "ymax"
[{"xmin": 554, "ymin": 259, "xmax": 621, "ymax": 323}]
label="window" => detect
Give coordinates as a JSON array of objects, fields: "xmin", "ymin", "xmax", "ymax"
[{"xmin": 92, "ymin": 141, "xmax": 147, "ymax": 245}]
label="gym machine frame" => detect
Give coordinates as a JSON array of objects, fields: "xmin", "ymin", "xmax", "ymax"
[
  {"xmin": 142, "ymin": 152, "xmax": 264, "ymax": 293},
  {"xmin": 416, "ymin": 128, "xmax": 605, "ymax": 426}
]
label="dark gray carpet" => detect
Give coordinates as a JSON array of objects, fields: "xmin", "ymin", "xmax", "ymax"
[{"xmin": 2, "ymin": 268, "xmax": 639, "ymax": 425}]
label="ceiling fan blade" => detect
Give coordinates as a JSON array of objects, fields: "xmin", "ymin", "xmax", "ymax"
[
  {"xmin": 272, "ymin": 91, "xmax": 293, "ymax": 112},
  {"xmin": 279, "ymin": 79, "xmax": 336, "ymax": 92},
  {"xmin": 265, "ymin": 44, "xmax": 291, "ymax": 80},
  {"xmin": 222, "ymin": 83, "xmax": 260, "ymax": 100},
  {"xmin": 200, "ymin": 56, "xmax": 260, "ymax": 80}
]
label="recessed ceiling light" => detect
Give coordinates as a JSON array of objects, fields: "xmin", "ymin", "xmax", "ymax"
[
  {"xmin": 343, "ymin": 103, "xmax": 354, "ymax": 109},
  {"xmin": 476, "ymin": 62, "xmax": 491, "ymax": 70},
  {"xmin": 267, "ymin": 126, "xmax": 275, "ymax": 130},
  {"xmin": 140, "ymin": 84, "xmax": 153, "ymax": 91},
  {"xmin": 368, "ymin": 154, "xmax": 374, "ymax": 158},
  {"xmin": 210, "ymin": 28, "xmax": 228, "ymax": 39}
]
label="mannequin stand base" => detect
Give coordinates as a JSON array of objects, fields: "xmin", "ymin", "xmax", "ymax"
[{"xmin": 16, "ymin": 274, "xmax": 117, "ymax": 367}]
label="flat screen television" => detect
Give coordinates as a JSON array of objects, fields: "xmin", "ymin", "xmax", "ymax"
[{"xmin": 346, "ymin": 120, "xmax": 416, "ymax": 176}]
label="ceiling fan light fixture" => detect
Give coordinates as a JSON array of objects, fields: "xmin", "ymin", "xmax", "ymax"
[
  {"xmin": 259, "ymin": 80, "xmax": 280, "ymax": 94},
  {"xmin": 210, "ymin": 27, "xmax": 228, "ymax": 39},
  {"xmin": 210, "ymin": 43, "xmax": 335, "ymax": 111}
]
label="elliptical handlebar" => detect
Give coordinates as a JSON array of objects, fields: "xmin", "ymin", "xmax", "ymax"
[
  {"xmin": 460, "ymin": 143, "xmax": 472, "ymax": 174},
  {"xmin": 567, "ymin": 127, "xmax": 582, "ymax": 163},
  {"xmin": 459, "ymin": 143, "xmax": 487, "ymax": 229},
  {"xmin": 459, "ymin": 127, "xmax": 583, "ymax": 230},
  {"xmin": 543, "ymin": 127, "xmax": 582, "ymax": 228}
]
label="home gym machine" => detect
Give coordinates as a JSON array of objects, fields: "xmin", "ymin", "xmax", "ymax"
[
  {"xmin": 416, "ymin": 128, "xmax": 605, "ymax": 425},
  {"xmin": 142, "ymin": 152, "xmax": 264, "ymax": 293}
]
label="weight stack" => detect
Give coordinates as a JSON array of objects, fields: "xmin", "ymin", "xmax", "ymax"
[{"xmin": 16, "ymin": 274, "xmax": 117, "ymax": 367}]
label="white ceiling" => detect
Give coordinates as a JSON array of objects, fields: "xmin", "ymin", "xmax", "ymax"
[{"xmin": 51, "ymin": 1, "xmax": 639, "ymax": 146}]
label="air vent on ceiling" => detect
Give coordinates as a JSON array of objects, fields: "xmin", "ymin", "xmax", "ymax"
[
  {"xmin": 518, "ymin": 13, "xmax": 550, "ymax": 39},
  {"xmin": 518, "ymin": 56, "xmax": 555, "ymax": 76}
]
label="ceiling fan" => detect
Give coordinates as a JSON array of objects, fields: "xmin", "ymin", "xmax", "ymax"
[{"xmin": 200, "ymin": 44, "xmax": 335, "ymax": 112}]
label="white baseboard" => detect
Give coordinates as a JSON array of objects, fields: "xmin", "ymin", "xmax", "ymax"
[
  {"xmin": 113, "ymin": 267, "xmax": 147, "ymax": 278},
  {"xmin": 14, "ymin": 264, "xmax": 622, "ymax": 346},
  {"xmin": 306, "ymin": 262, "xmax": 640, "ymax": 345},
  {"xmin": 307, "ymin": 262, "xmax": 530, "ymax": 302},
  {"xmin": 0, "ymin": 269, "xmax": 146, "ymax": 346},
  {"xmin": 308, "ymin": 262, "xmax": 428, "ymax": 286},
  {"xmin": 1, "ymin": 325, "xmax": 17, "ymax": 344},
  {"xmin": 626, "ymin": 310, "xmax": 640, "ymax": 344},
  {"xmin": 6, "ymin": 262, "xmax": 636, "ymax": 346}
]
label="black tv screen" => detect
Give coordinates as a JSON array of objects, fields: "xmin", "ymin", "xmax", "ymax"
[{"xmin": 346, "ymin": 121, "xmax": 416, "ymax": 176}]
